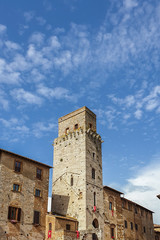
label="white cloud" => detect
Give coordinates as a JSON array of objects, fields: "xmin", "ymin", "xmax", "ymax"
[
  {"xmin": 37, "ymin": 84, "xmax": 78, "ymax": 102},
  {"xmin": 0, "ymin": 24, "xmax": 7, "ymax": 34},
  {"xmin": 124, "ymin": 0, "xmax": 138, "ymax": 9},
  {"xmin": 0, "ymin": 89, "xmax": 9, "ymax": 110},
  {"xmin": 134, "ymin": 109, "xmax": 142, "ymax": 119},
  {"xmin": 24, "ymin": 11, "xmax": 35, "ymax": 22},
  {"xmin": 29, "ymin": 32, "xmax": 45, "ymax": 46},
  {"xmin": 5, "ymin": 41, "xmax": 21, "ymax": 50},
  {"xmin": 36, "ymin": 17, "xmax": 46, "ymax": 26},
  {"xmin": 123, "ymin": 156, "xmax": 160, "ymax": 223},
  {"xmin": 32, "ymin": 121, "xmax": 57, "ymax": 138},
  {"xmin": 10, "ymin": 88, "xmax": 43, "ymax": 105}
]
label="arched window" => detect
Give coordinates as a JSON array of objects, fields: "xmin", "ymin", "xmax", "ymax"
[
  {"xmin": 71, "ymin": 176, "xmax": 73, "ymax": 186},
  {"xmin": 92, "ymin": 219, "xmax": 99, "ymax": 228}
]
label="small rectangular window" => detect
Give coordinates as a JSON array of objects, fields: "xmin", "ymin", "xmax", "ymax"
[
  {"xmin": 8, "ymin": 206, "xmax": 21, "ymax": 222},
  {"xmin": 15, "ymin": 161, "xmax": 21, "ymax": 172},
  {"xmin": 93, "ymin": 152, "xmax": 95, "ymax": 159},
  {"xmin": 144, "ymin": 226, "xmax": 146, "ymax": 233},
  {"xmin": 35, "ymin": 189, "xmax": 41, "ymax": 197},
  {"xmin": 111, "ymin": 228, "xmax": 114, "ymax": 238},
  {"xmin": 135, "ymin": 224, "xmax": 138, "ymax": 231},
  {"xmin": 124, "ymin": 220, "xmax": 127, "ymax": 228},
  {"xmin": 74, "ymin": 124, "xmax": 78, "ymax": 130},
  {"xmin": 130, "ymin": 222, "xmax": 133, "ymax": 230},
  {"xmin": 89, "ymin": 123, "xmax": 92, "ymax": 129},
  {"xmin": 92, "ymin": 168, "xmax": 95, "ymax": 179},
  {"xmin": 109, "ymin": 202, "xmax": 112, "ymax": 210},
  {"xmin": 66, "ymin": 224, "xmax": 70, "ymax": 231},
  {"xmin": 34, "ymin": 211, "xmax": 40, "ymax": 225},
  {"xmin": 36, "ymin": 168, "xmax": 42, "ymax": 180},
  {"xmin": 13, "ymin": 184, "xmax": 20, "ymax": 192}
]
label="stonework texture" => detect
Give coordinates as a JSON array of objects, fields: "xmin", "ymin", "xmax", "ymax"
[
  {"xmin": 45, "ymin": 214, "xmax": 78, "ymax": 240},
  {"xmin": 0, "ymin": 149, "xmax": 51, "ymax": 240},
  {"xmin": 52, "ymin": 107, "xmax": 104, "ymax": 240},
  {"xmin": 103, "ymin": 186, "xmax": 155, "ymax": 240}
]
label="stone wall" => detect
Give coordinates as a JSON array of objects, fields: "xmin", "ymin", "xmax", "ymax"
[{"xmin": 0, "ymin": 149, "xmax": 50, "ymax": 240}]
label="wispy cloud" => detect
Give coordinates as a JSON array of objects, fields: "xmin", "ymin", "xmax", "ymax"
[
  {"xmin": 123, "ymin": 154, "xmax": 160, "ymax": 223},
  {"xmin": 10, "ymin": 88, "xmax": 43, "ymax": 105}
]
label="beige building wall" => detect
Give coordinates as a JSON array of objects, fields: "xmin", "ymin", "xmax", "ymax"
[
  {"xmin": 0, "ymin": 149, "xmax": 51, "ymax": 240},
  {"xmin": 103, "ymin": 186, "xmax": 155, "ymax": 240},
  {"xmin": 52, "ymin": 106, "xmax": 104, "ymax": 240}
]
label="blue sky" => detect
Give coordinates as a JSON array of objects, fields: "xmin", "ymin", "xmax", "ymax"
[{"xmin": 0, "ymin": 0, "xmax": 160, "ymax": 223}]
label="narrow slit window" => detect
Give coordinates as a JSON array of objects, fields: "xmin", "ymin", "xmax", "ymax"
[
  {"xmin": 71, "ymin": 176, "xmax": 73, "ymax": 186},
  {"xmin": 34, "ymin": 211, "xmax": 40, "ymax": 225},
  {"xmin": 109, "ymin": 202, "xmax": 112, "ymax": 210},
  {"xmin": 92, "ymin": 168, "xmax": 95, "ymax": 179},
  {"xmin": 94, "ymin": 192, "xmax": 96, "ymax": 206}
]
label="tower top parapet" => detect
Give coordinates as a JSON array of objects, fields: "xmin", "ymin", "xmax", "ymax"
[{"xmin": 58, "ymin": 106, "xmax": 96, "ymax": 137}]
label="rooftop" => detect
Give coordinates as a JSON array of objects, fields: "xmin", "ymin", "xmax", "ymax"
[{"xmin": 0, "ymin": 148, "xmax": 52, "ymax": 168}]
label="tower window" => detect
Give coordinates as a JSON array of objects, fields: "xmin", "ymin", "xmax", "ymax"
[
  {"xmin": 94, "ymin": 192, "xmax": 96, "ymax": 206},
  {"xmin": 89, "ymin": 123, "xmax": 92, "ymax": 129},
  {"xmin": 144, "ymin": 226, "xmax": 146, "ymax": 233},
  {"xmin": 74, "ymin": 124, "xmax": 78, "ymax": 130},
  {"xmin": 130, "ymin": 222, "xmax": 133, "ymax": 230},
  {"xmin": 111, "ymin": 228, "xmax": 114, "ymax": 238},
  {"xmin": 93, "ymin": 152, "xmax": 95, "ymax": 159},
  {"xmin": 65, "ymin": 127, "xmax": 69, "ymax": 134},
  {"xmin": 92, "ymin": 168, "xmax": 95, "ymax": 179},
  {"xmin": 71, "ymin": 176, "xmax": 73, "ymax": 186},
  {"xmin": 135, "ymin": 224, "xmax": 138, "ymax": 231}
]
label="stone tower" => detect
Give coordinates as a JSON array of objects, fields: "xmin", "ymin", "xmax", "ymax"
[{"xmin": 52, "ymin": 106, "xmax": 104, "ymax": 240}]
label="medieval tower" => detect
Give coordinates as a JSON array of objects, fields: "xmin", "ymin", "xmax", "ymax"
[{"xmin": 52, "ymin": 106, "xmax": 104, "ymax": 239}]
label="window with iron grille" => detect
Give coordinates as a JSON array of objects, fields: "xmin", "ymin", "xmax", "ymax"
[
  {"xmin": 36, "ymin": 168, "xmax": 42, "ymax": 180},
  {"xmin": 15, "ymin": 161, "xmax": 21, "ymax": 172},
  {"xmin": 34, "ymin": 211, "xmax": 40, "ymax": 225},
  {"xmin": 8, "ymin": 206, "xmax": 21, "ymax": 222}
]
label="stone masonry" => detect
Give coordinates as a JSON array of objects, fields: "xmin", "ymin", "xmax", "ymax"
[
  {"xmin": 0, "ymin": 149, "xmax": 51, "ymax": 240},
  {"xmin": 52, "ymin": 106, "xmax": 104, "ymax": 240}
]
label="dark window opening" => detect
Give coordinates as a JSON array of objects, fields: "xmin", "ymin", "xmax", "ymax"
[
  {"xmin": 66, "ymin": 224, "xmax": 70, "ymax": 231},
  {"xmin": 15, "ymin": 161, "xmax": 21, "ymax": 172},
  {"xmin": 124, "ymin": 220, "xmax": 127, "ymax": 228},
  {"xmin": 92, "ymin": 233, "xmax": 98, "ymax": 240},
  {"xmin": 34, "ymin": 211, "xmax": 40, "ymax": 225},
  {"xmin": 8, "ymin": 206, "xmax": 21, "ymax": 222},
  {"xmin": 135, "ymin": 207, "xmax": 137, "ymax": 214},
  {"xmin": 130, "ymin": 222, "xmax": 133, "ymax": 230},
  {"xmin": 93, "ymin": 152, "xmax": 95, "ymax": 159},
  {"xmin": 144, "ymin": 226, "xmax": 146, "ymax": 233},
  {"xmin": 111, "ymin": 228, "xmax": 114, "ymax": 238},
  {"xmin": 35, "ymin": 189, "xmax": 41, "ymax": 197},
  {"xmin": 49, "ymin": 223, "xmax": 52, "ymax": 231},
  {"xmin": 135, "ymin": 224, "xmax": 138, "ymax": 231},
  {"xmin": 74, "ymin": 124, "xmax": 78, "ymax": 130},
  {"xmin": 13, "ymin": 184, "xmax": 20, "ymax": 192},
  {"xmin": 94, "ymin": 192, "xmax": 96, "ymax": 206},
  {"xmin": 89, "ymin": 123, "xmax": 92, "ymax": 129},
  {"xmin": 109, "ymin": 202, "xmax": 112, "ymax": 210},
  {"xmin": 92, "ymin": 219, "xmax": 99, "ymax": 228},
  {"xmin": 71, "ymin": 176, "xmax": 73, "ymax": 186},
  {"xmin": 36, "ymin": 168, "xmax": 42, "ymax": 180},
  {"xmin": 92, "ymin": 168, "xmax": 95, "ymax": 179}
]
